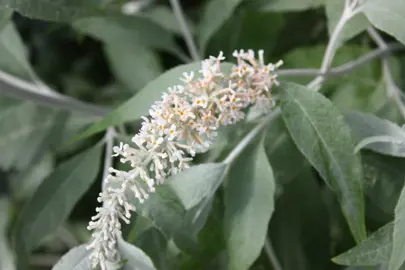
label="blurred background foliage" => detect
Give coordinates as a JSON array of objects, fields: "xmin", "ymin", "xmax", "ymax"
[{"xmin": 0, "ymin": 0, "xmax": 404, "ymax": 269}]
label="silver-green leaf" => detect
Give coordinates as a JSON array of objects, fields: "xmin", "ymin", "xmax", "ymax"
[
  {"xmin": 14, "ymin": 144, "xmax": 103, "ymax": 268},
  {"xmin": 168, "ymin": 163, "xmax": 228, "ymax": 210},
  {"xmin": 333, "ymin": 222, "xmax": 393, "ymax": 266},
  {"xmin": 52, "ymin": 244, "xmax": 91, "ymax": 270},
  {"xmin": 279, "ymin": 82, "xmax": 366, "ymax": 243},
  {"xmin": 225, "ymin": 138, "xmax": 276, "ymax": 270},
  {"xmin": 198, "ymin": 0, "xmax": 244, "ymax": 53},
  {"xmin": 361, "ymin": 0, "xmax": 405, "ymax": 45},
  {"xmin": 389, "ymin": 182, "xmax": 405, "ymax": 270},
  {"xmin": 345, "ymin": 111, "xmax": 405, "ymax": 157}
]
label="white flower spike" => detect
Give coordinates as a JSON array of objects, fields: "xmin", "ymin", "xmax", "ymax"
[{"xmin": 87, "ymin": 50, "xmax": 282, "ymax": 269}]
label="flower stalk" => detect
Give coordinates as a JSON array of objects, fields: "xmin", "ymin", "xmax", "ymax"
[{"xmin": 86, "ymin": 50, "xmax": 283, "ymax": 269}]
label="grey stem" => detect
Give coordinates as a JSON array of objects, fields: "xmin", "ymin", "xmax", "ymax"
[
  {"xmin": 102, "ymin": 128, "xmax": 116, "ymax": 191},
  {"xmin": 367, "ymin": 27, "xmax": 405, "ymax": 120},
  {"xmin": 264, "ymin": 237, "xmax": 283, "ymax": 270},
  {"xmin": 169, "ymin": 0, "xmax": 201, "ymax": 61},
  {"xmin": 278, "ymin": 43, "xmax": 403, "ymax": 78},
  {"xmin": 0, "ymin": 70, "xmax": 110, "ymax": 117}
]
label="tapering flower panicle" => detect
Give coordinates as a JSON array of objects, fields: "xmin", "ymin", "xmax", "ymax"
[{"xmin": 87, "ymin": 49, "xmax": 283, "ymax": 269}]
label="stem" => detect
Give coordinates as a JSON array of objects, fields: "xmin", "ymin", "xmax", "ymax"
[
  {"xmin": 264, "ymin": 237, "xmax": 283, "ymax": 270},
  {"xmin": 277, "ymin": 43, "xmax": 403, "ymax": 78},
  {"xmin": 102, "ymin": 127, "xmax": 116, "ymax": 191},
  {"xmin": 0, "ymin": 69, "xmax": 110, "ymax": 117},
  {"xmin": 307, "ymin": 0, "xmax": 357, "ymax": 90},
  {"xmin": 169, "ymin": 0, "xmax": 200, "ymax": 61},
  {"xmin": 367, "ymin": 27, "xmax": 405, "ymax": 120},
  {"xmin": 223, "ymin": 108, "xmax": 280, "ymax": 165}
]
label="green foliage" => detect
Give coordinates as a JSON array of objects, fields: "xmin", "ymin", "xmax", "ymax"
[
  {"xmin": 0, "ymin": 0, "xmax": 104, "ymax": 21},
  {"xmin": 198, "ymin": 0, "xmax": 244, "ymax": 53},
  {"xmin": 13, "ymin": 144, "xmax": 102, "ymax": 268},
  {"xmin": 224, "ymin": 137, "xmax": 275, "ymax": 270},
  {"xmin": 390, "ymin": 182, "xmax": 405, "ymax": 270},
  {"xmin": 361, "ymin": 0, "xmax": 405, "ymax": 46},
  {"xmin": 279, "ymin": 82, "xmax": 366, "ymax": 243},
  {"xmin": 345, "ymin": 111, "xmax": 405, "ymax": 157},
  {"xmin": 333, "ymin": 222, "xmax": 393, "ymax": 266},
  {"xmin": 1, "ymin": 0, "xmax": 405, "ymax": 269}
]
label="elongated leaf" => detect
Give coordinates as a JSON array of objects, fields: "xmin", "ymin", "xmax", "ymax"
[
  {"xmin": 143, "ymin": 6, "xmax": 195, "ymax": 35},
  {"xmin": 362, "ymin": 151, "xmax": 405, "ymax": 214},
  {"xmin": 0, "ymin": 7, "xmax": 12, "ymax": 30},
  {"xmin": 14, "ymin": 144, "xmax": 103, "ymax": 269},
  {"xmin": 54, "ymin": 239, "xmax": 155, "ymax": 270},
  {"xmin": 118, "ymin": 237, "xmax": 156, "ymax": 270},
  {"xmin": 105, "ymin": 42, "xmax": 162, "ymax": 93},
  {"xmin": 130, "ymin": 184, "xmax": 197, "ymax": 251},
  {"xmin": 74, "ymin": 15, "xmax": 182, "ymax": 56},
  {"xmin": 168, "ymin": 163, "xmax": 228, "ymax": 210},
  {"xmin": 270, "ymin": 167, "xmax": 330, "ymax": 270},
  {"xmin": 345, "ymin": 111, "xmax": 405, "ymax": 157},
  {"xmin": 0, "ymin": 198, "xmax": 15, "ymax": 270},
  {"xmin": 260, "ymin": 0, "xmax": 323, "ymax": 11},
  {"xmin": 0, "ymin": 98, "xmax": 58, "ymax": 170},
  {"xmin": 209, "ymin": 10, "xmax": 284, "ymax": 61},
  {"xmin": 279, "ymin": 82, "xmax": 366, "ymax": 243},
  {"xmin": 52, "ymin": 244, "xmax": 91, "ymax": 270},
  {"xmin": 9, "ymin": 153, "xmax": 54, "ymax": 200},
  {"xmin": 389, "ymin": 182, "xmax": 405, "ymax": 270},
  {"xmin": 0, "ymin": 0, "xmax": 103, "ymax": 21},
  {"xmin": 264, "ymin": 116, "xmax": 306, "ymax": 184},
  {"xmin": 225, "ymin": 138, "xmax": 276, "ymax": 270},
  {"xmin": 198, "ymin": 0, "xmax": 243, "ymax": 52},
  {"xmin": 333, "ymin": 222, "xmax": 393, "ymax": 266},
  {"xmin": 76, "ymin": 62, "xmax": 233, "ymax": 140},
  {"xmin": 134, "ymin": 228, "xmax": 169, "ymax": 270},
  {"xmin": 325, "ymin": 0, "xmax": 369, "ymax": 42},
  {"xmin": 361, "ymin": 0, "xmax": 405, "ymax": 45}
]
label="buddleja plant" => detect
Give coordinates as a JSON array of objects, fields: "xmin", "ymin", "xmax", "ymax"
[{"xmin": 1, "ymin": 0, "xmax": 405, "ymax": 269}]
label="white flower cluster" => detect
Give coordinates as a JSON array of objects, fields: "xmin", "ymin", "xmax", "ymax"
[{"xmin": 87, "ymin": 49, "xmax": 283, "ymax": 269}]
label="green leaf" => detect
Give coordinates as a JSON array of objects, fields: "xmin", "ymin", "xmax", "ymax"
[
  {"xmin": 0, "ymin": 7, "xmax": 12, "ymax": 30},
  {"xmin": 361, "ymin": 0, "xmax": 405, "ymax": 45},
  {"xmin": 345, "ymin": 111, "xmax": 405, "ymax": 157},
  {"xmin": 225, "ymin": 138, "xmax": 276, "ymax": 270},
  {"xmin": 0, "ymin": 98, "xmax": 59, "ymax": 170},
  {"xmin": 143, "ymin": 5, "xmax": 195, "ymax": 35},
  {"xmin": 208, "ymin": 10, "xmax": 284, "ymax": 59},
  {"xmin": 0, "ymin": 21, "xmax": 33, "ymax": 79},
  {"xmin": 333, "ymin": 222, "xmax": 393, "ymax": 266},
  {"xmin": 118, "ymin": 237, "xmax": 156, "ymax": 270},
  {"xmin": 0, "ymin": 198, "xmax": 16, "ymax": 270},
  {"xmin": 130, "ymin": 184, "xmax": 197, "ymax": 251},
  {"xmin": 389, "ymin": 181, "xmax": 405, "ymax": 270},
  {"xmin": 168, "ymin": 163, "xmax": 228, "ymax": 210},
  {"xmin": 198, "ymin": 0, "xmax": 244, "ymax": 53},
  {"xmin": 264, "ymin": 116, "xmax": 306, "ymax": 184},
  {"xmin": 259, "ymin": 0, "xmax": 324, "ymax": 11},
  {"xmin": 279, "ymin": 82, "xmax": 366, "ymax": 243},
  {"xmin": 75, "ymin": 62, "xmax": 233, "ymax": 140},
  {"xmin": 9, "ymin": 153, "xmax": 54, "ymax": 201},
  {"xmin": 54, "ymin": 238, "xmax": 155, "ymax": 270},
  {"xmin": 73, "ymin": 15, "xmax": 183, "ymax": 57},
  {"xmin": 362, "ymin": 151, "xmax": 405, "ymax": 215},
  {"xmin": 105, "ymin": 42, "xmax": 162, "ymax": 92},
  {"xmin": 270, "ymin": 167, "xmax": 331, "ymax": 270},
  {"xmin": 52, "ymin": 244, "xmax": 91, "ymax": 270},
  {"xmin": 134, "ymin": 228, "xmax": 169, "ymax": 270},
  {"xmin": 0, "ymin": 0, "xmax": 104, "ymax": 21},
  {"xmin": 14, "ymin": 144, "xmax": 103, "ymax": 268},
  {"xmin": 325, "ymin": 0, "xmax": 369, "ymax": 43}
]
